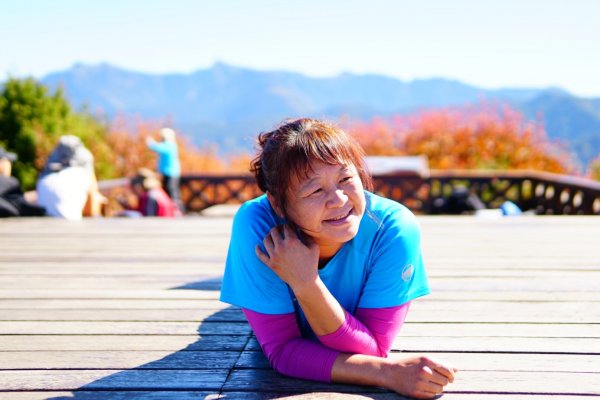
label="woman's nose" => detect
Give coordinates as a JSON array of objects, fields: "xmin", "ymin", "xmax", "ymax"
[{"xmin": 327, "ymin": 188, "xmax": 347, "ymax": 207}]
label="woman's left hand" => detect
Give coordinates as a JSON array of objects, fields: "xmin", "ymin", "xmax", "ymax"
[{"xmin": 256, "ymin": 224, "xmax": 320, "ymax": 292}]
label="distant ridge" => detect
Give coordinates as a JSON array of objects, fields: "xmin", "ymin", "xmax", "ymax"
[{"xmin": 38, "ymin": 62, "xmax": 600, "ymax": 169}]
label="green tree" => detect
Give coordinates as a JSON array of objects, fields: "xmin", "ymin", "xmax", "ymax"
[{"xmin": 0, "ymin": 77, "xmax": 113, "ymax": 189}]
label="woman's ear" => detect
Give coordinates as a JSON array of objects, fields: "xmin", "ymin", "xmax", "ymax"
[{"xmin": 266, "ymin": 191, "xmax": 284, "ymax": 218}]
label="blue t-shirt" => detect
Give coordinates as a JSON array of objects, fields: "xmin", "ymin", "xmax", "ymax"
[
  {"xmin": 148, "ymin": 141, "xmax": 180, "ymax": 177},
  {"xmin": 220, "ymin": 191, "xmax": 430, "ymax": 336}
]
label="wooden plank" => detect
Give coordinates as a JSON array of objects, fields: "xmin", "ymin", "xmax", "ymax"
[
  {"xmin": 422, "ymin": 259, "xmax": 600, "ymax": 270},
  {"xmin": 0, "ymin": 321, "xmax": 251, "ymax": 335},
  {"xmin": 218, "ymin": 393, "xmax": 592, "ymax": 400},
  {"xmin": 425, "ymin": 291, "xmax": 600, "ymax": 302},
  {"xmin": 0, "ymin": 299, "xmax": 228, "ymax": 309},
  {"xmin": 2, "ymin": 334, "xmax": 586, "ymax": 354},
  {"xmin": 449, "ymin": 370, "xmax": 600, "ymax": 395},
  {"xmin": 0, "ymin": 276, "xmax": 226, "ymax": 289},
  {"xmin": 246, "ymin": 336, "xmax": 600, "ymax": 354},
  {"xmin": 0, "ymin": 298, "xmax": 220, "ymax": 310},
  {"xmin": 0, "ymin": 369, "xmax": 229, "ymax": 391},
  {"xmin": 428, "ymin": 276, "xmax": 600, "ymax": 292},
  {"xmin": 2, "ymin": 334, "xmax": 598, "ymax": 354},
  {"xmin": 397, "ymin": 323, "xmax": 600, "ymax": 338},
  {"xmin": 222, "ymin": 369, "xmax": 600, "ymax": 395},
  {"xmin": 235, "ymin": 350, "xmax": 600, "ymax": 373},
  {"xmin": 429, "ymin": 269, "xmax": 600, "ymax": 277},
  {"xmin": 222, "ymin": 369, "xmax": 386, "ymax": 394},
  {"xmin": 0, "ymin": 268, "xmax": 600, "ymax": 283},
  {"xmin": 1, "ymin": 300, "xmax": 597, "ymax": 323},
  {"xmin": 406, "ymin": 301, "xmax": 600, "ymax": 323},
  {"xmin": 393, "ymin": 336, "xmax": 600, "ymax": 354},
  {"xmin": 1, "ymin": 262, "xmax": 598, "ymax": 273},
  {"xmin": 0, "ymin": 350, "xmax": 241, "ymax": 370},
  {"xmin": 0, "ymin": 264, "xmax": 226, "ymax": 274},
  {"xmin": 1, "ymin": 321, "xmax": 596, "ymax": 337},
  {"xmin": 1, "ymin": 289, "xmax": 598, "ymax": 302},
  {"xmin": 0, "ymin": 289, "xmax": 226, "ymax": 300},
  {"xmin": 0, "ymin": 335, "xmax": 249, "ymax": 351},
  {"xmin": 0, "ymin": 308, "xmax": 243, "ymax": 321},
  {"xmin": 1, "ymin": 274, "xmax": 598, "ymax": 290},
  {"xmin": 0, "ymin": 392, "xmax": 221, "ymax": 400},
  {"xmin": 0, "ymin": 248, "xmax": 228, "ymax": 259},
  {"xmin": 1, "ymin": 260, "xmax": 598, "ymax": 273},
  {"xmin": 0, "ymin": 392, "xmax": 594, "ymax": 400},
  {"xmin": 0, "ymin": 250, "xmax": 229, "ymax": 261}
]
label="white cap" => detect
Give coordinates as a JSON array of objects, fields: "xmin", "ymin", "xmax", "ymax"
[{"xmin": 160, "ymin": 128, "xmax": 176, "ymax": 141}]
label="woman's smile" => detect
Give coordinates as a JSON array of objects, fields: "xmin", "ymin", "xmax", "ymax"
[{"xmin": 323, "ymin": 207, "xmax": 354, "ymax": 225}]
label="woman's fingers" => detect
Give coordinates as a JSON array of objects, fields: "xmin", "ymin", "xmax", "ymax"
[
  {"xmin": 423, "ymin": 366, "xmax": 449, "ymax": 388},
  {"xmin": 255, "ymin": 245, "xmax": 271, "ymax": 266},
  {"xmin": 424, "ymin": 357, "xmax": 456, "ymax": 383},
  {"xmin": 282, "ymin": 224, "xmax": 293, "ymax": 238},
  {"xmin": 415, "ymin": 358, "xmax": 457, "ymax": 398},
  {"xmin": 263, "ymin": 232, "xmax": 275, "ymax": 254},
  {"xmin": 266, "ymin": 225, "xmax": 288, "ymax": 247},
  {"xmin": 257, "ymin": 225, "xmax": 291, "ymax": 267},
  {"xmin": 436, "ymin": 363, "xmax": 456, "ymax": 384},
  {"xmin": 385, "ymin": 355, "xmax": 458, "ymax": 399},
  {"xmin": 274, "ymin": 225, "xmax": 285, "ymax": 240}
]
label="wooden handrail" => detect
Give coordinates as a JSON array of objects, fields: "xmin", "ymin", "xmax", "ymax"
[
  {"xmin": 430, "ymin": 169, "xmax": 600, "ymax": 190},
  {"xmin": 99, "ymin": 170, "xmax": 600, "ymax": 215}
]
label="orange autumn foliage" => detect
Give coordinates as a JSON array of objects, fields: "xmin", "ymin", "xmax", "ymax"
[
  {"xmin": 103, "ymin": 117, "xmax": 250, "ymax": 179},
  {"xmin": 347, "ymin": 104, "xmax": 572, "ymax": 173},
  {"xmin": 102, "ymin": 103, "xmax": 572, "ymax": 181},
  {"xmin": 588, "ymin": 156, "xmax": 600, "ymax": 181},
  {"xmin": 103, "ymin": 119, "xmax": 159, "ymax": 178}
]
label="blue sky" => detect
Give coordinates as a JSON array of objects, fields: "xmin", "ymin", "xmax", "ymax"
[{"xmin": 3, "ymin": 0, "xmax": 599, "ymax": 97}]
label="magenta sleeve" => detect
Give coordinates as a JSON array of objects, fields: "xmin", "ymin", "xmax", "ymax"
[
  {"xmin": 242, "ymin": 308, "xmax": 339, "ymax": 383},
  {"xmin": 317, "ymin": 302, "xmax": 410, "ymax": 357}
]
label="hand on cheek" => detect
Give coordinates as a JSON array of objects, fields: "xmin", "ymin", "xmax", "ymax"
[{"xmin": 256, "ymin": 224, "xmax": 320, "ymax": 291}]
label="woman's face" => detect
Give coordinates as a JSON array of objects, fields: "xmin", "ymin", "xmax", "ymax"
[{"xmin": 283, "ymin": 160, "xmax": 366, "ymax": 258}]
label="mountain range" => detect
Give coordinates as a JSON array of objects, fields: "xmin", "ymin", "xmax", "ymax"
[{"xmin": 39, "ymin": 62, "xmax": 600, "ymax": 170}]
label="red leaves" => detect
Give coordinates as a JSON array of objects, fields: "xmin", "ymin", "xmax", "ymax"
[{"xmin": 345, "ymin": 103, "xmax": 572, "ymax": 173}]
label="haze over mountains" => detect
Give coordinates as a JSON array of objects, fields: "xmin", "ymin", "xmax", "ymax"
[{"xmin": 40, "ymin": 62, "xmax": 600, "ymax": 170}]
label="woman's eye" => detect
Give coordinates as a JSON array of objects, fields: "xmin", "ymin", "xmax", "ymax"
[
  {"xmin": 311, "ymin": 188, "xmax": 323, "ymax": 195},
  {"xmin": 340, "ymin": 176, "xmax": 352, "ymax": 183}
]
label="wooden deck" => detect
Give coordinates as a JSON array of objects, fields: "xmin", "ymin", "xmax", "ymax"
[{"xmin": 0, "ymin": 211, "xmax": 599, "ymax": 399}]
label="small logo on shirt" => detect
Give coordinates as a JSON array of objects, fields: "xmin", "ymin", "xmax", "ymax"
[{"xmin": 402, "ymin": 264, "xmax": 414, "ymax": 282}]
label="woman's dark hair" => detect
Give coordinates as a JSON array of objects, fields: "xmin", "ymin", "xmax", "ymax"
[{"xmin": 250, "ymin": 118, "xmax": 372, "ymax": 217}]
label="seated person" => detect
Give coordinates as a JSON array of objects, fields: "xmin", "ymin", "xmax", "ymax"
[
  {"xmin": 129, "ymin": 168, "xmax": 181, "ymax": 217},
  {"xmin": 0, "ymin": 146, "xmax": 46, "ymax": 217},
  {"xmin": 36, "ymin": 135, "xmax": 105, "ymax": 220}
]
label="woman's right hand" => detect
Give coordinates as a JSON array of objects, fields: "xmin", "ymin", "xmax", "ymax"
[
  {"xmin": 256, "ymin": 224, "xmax": 320, "ymax": 293},
  {"xmin": 382, "ymin": 355, "xmax": 457, "ymax": 399}
]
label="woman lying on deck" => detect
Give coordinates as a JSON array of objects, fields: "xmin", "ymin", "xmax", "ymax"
[{"xmin": 220, "ymin": 118, "xmax": 457, "ymax": 399}]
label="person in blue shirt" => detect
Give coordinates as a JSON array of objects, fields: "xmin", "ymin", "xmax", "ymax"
[
  {"xmin": 220, "ymin": 118, "xmax": 457, "ymax": 399},
  {"xmin": 146, "ymin": 127, "xmax": 183, "ymax": 211}
]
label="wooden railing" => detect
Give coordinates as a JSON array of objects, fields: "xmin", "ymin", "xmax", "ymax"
[
  {"xmin": 101, "ymin": 170, "xmax": 600, "ymax": 215},
  {"xmin": 181, "ymin": 171, "xmax": 600, "ymax": 215},
  {"xmin": 423, "ymin": 170, "xmax": 600, "ymax": 215},
  {"xmin": 180, "ymin": 174, "xmax": 263, "ymax": 211}
]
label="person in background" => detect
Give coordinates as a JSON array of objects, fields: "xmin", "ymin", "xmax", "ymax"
[
  {"xmin": 0, "ymin": 146, "xmax": 46, "ymax": 217},
  {"xmin": 130, "ymin": 168, "xmax": 181, "ymax": 217},
  {"xmin": 220, "ymin": 118, "xmax": 457, "ymax": 399},
  {"xmin": 36, "ymin": 135, "xmax": 105, "ymax": 220},
  {"xmin": 146, "ymin": 127, "xmax": 183, "ymax": 212}
]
